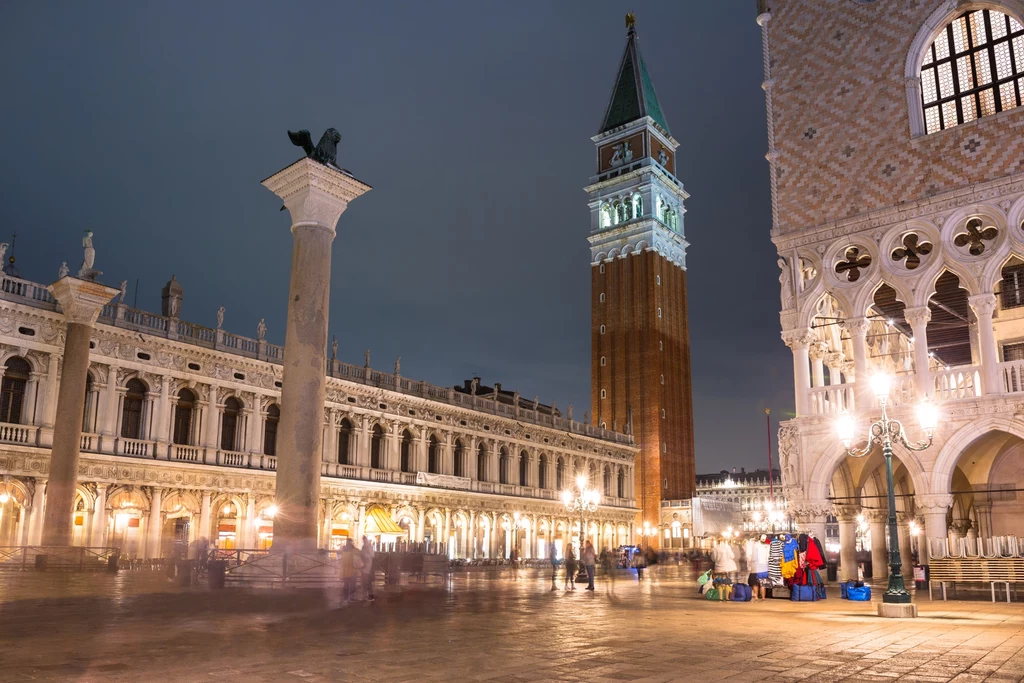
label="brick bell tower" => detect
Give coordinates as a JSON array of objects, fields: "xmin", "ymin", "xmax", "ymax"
[{"xmin": 588, "ymin": 15, "xmax": 696, "ymax": 545}]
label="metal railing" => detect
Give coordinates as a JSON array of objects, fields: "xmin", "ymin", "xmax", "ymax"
[{"xmin": 0, "ymin": 546, "xmax": 120, "ymax": 571}]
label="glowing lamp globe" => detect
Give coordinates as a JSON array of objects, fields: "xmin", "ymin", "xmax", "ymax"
[
  {"xmin": 0, "ymin": 492, "xmax": 9, "ymax": 505},
  {"xmin": 561, "ymin": 490, "xmax": 572, "ymax": 505},
  {"xmin": 916, "ymin": 399, "xmax": 938, "ymax": 436},
  {"xmin": 869, "ymin": 373, "xmax": 892, "ymax": 401},
  {"xmin": 836, "ymin": 413, "xmax": 856, "ymax": 449},
  {"xmin": 576, "ymin": 474, "xmax": 588, "ymax": 490}
]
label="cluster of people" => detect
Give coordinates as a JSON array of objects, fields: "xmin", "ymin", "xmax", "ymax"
[
  {"xmin": 338, "ymin": 535, "xmax": 377, "ymax": 603},
  {"xmin": 546, "ymin": 541, "xmax": 659, "ymax": 592},
  {"xmin": 702, "ymin": 533, "xmax": 827, "ymax": 601}
]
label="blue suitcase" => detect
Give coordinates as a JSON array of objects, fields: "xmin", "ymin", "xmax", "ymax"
[
  {"xmin": 848, "ymin": 585, "xmax": 871, "ymax": 601},
  {"xmin": 790, "ymin": 584, "xmax": 817, "ymax": 601},
  {"xmin": 731, "ymin": 582, "xmax": 752, "ymax": 601}
]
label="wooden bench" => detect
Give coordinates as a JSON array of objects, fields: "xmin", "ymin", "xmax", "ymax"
[{"xmin": 928, "ymin": 558, "xmax": 1024, "ymax": 602}]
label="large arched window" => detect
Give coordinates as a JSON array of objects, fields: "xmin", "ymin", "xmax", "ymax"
[
  {"xmin": 0, "ymin": 357, "xmax": 30, "ymax": 425},
  {"xmin": 120, "ymin": 378, "xmax": 147, "ymax": 439},
  {"xmin": 264, "ymin": 404, "xmax": 279, "ymax": 456},
  {"xmin": 453, "ymin": 439, "xmax": 465, "ymax": 478},
  {"xmin": 400, "ymin": 430, "xmax": 413, "ymax": 473},
  {"xmin": 337, "ymin": 418, "xmax": 353, "ymax": 465},
  {"xmin": 477, "ymin": 443, "xmax": 488, "ymax": 482},
  {"xmin": 617, "ymin": 468, "xmax": 625, "ymax": 498},
  {"xmin": 221, "ymin": 396, "xmax": 242, "ymax": 451},
  {"xmin": 428, "ymin": 435, "xmax": 440, "ymax": 474},
  {"xmin": 519, "ymin": 450, "xmax": 529, "ymax": 486},
  {"xmin": 920, "ymin": 9, "xmax": 1024, "ymax": 134},
  {"xmin": 172, "ymin": 389, "xmax": 196, "ymax": 445},
  {"xmin": 603, "ymin": 466, "xmax": 612, "ymax": 495},
  {"xmin": 370, "ymin": 424, "xmax": 384, "ymax": 469}
]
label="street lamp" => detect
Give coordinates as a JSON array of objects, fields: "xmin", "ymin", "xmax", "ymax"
[
  {"xmin": 563, "ymin": 474, "xmax": 599, "ymax": 555},
  {"xmin": 836, "ymin": 373, "xmax": 937, "ymax": 608}
]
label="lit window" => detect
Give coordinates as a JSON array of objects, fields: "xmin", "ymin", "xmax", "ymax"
[
  {"xmin": 600, "ymin": 389, "xmax": 607, "ymax": 399},
  {"xmin": 599, "ymin": 264, "xmax": 605, "ymax": 274},
  {"xmin": 660, "ymin": 374, "xmax": 664, "ymax": 385},
  {"xmin": 600, "ymin": 356, "xmax": 607, "ymax": 366},
  {"xmin": 920, "ymin": 9, "xmax": 1024, "ymax": 133},
  {"xmin": 599, "ymin": 292, "xmax": 606, "ymax": 303}
]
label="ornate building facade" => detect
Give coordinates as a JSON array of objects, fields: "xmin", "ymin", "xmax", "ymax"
[
  {"xmin": 0, "ymin": 274, "xmax": 638, "ymax": 558},
  {"xmin": 588, "ymin": 18, "xmax": 697, "ymax": 548},
  {"xmin": 760, "ymin": 0, "xmax": 1024, "ymax": 579}
]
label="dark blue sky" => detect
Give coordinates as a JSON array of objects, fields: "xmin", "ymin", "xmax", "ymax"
[{"xmin": 0, "ymin": 1, "xmax": 792, "ymax": 472}]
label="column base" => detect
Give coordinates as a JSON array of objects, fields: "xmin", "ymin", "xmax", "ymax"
[{"xmin": 877, "ymin": 602, "xmax": 918, "ymax": 618}]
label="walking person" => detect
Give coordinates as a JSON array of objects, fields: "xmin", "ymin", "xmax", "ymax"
[
  {"xmin": 582, "ymin": 540, "xmax": 597, "ymax": 591},
  {"xmin": 340, "ymin": 538, "xmax": 359, "ymax": 604},
  {"xmin": 564, "ymin": 546, "xmax": 577, "ymax": 591},
  {"xmin": 549, "ymin": 542, "xmax": 559, "ymax": 591},
  {"xmin": 361, "ymin": 535, "xmax": 376, "ymax": 602},
  {"xmin": 632, "ymin": 545, "xmax": 647, "ymax": 582},
  {"xmin": 600, "ymin": 547, "xmax": 616, "ymax": 595},
  {"xmin": 510, "ymin": 546, "xmax": 519, "ymax": 581}
]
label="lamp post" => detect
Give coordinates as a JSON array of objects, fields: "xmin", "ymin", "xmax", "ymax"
[
  {"xmin": 836, "ymin": 373, "xmax": 937, "ymax": 615},
  {"xmin": 563, "ymin": 475, "xmax": 599, "ymax": 580}
]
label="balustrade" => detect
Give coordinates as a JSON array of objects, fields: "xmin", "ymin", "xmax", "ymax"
[
  {"xmin": 80, "ymin": 433, "xmax": 98, "ymax": 452},
  {"xmin": 808, "ymin": 384, "xmax": 855, "ymax": 415},
  {"xmin": 1000, "ymin": 360, "xmax": 1024, "ymax": 394},
  {"xmin": 933, "ymin": 366, "xmax": 982, "ymax": 401},
  {"xmin": 219, "ymin": 450, "xmax": 248, "ymax": 467},
  {"xmin": 0, "ymin": 423, "xmax": 35, "ymax": 445},
  {"xmin": 173, "ymin": 445, "xmax": 200, "ymax": 462},
  {"xmin": 116, "ymin": 437, "xmax": 151, "ymax": 458}
]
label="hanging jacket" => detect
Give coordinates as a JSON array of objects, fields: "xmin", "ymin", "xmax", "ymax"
[
  {"xmin": 753, "ymin": 541, "xmax": 769, "ymax": 574},
  {"xmin": 783, "ymin": 536, "xmax": 799, "ymax": 562},
  {"xmin": 805, "ymin": 536, "xmax": 825, "ymax": 570},
  {"xmin": 798, "ymin": 533, "xmax": 809, "ymax": 554},
  {"xmin": 813, "ymin": 536, "xmax": 827, "ymax": 564}
]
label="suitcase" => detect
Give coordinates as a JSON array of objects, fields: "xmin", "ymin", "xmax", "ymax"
[
  {"xmin": 731, "ymin": 582, "xmax": 752, "ymax": 602},
  {"xmin": 790, "ymin": 584, "xmax": 817, "ymax": 601},
  {"xmin": 847, "ymin": 585, "xmax": 871, "ymax": 601}
]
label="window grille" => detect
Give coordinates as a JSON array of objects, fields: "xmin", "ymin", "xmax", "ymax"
[
  {"xmin": 1002, "ymin": 341, "xmax": 1024, "ymax": 361},
  {"xmin": 921, "ymin": 10, "xmax": 1024, "ymax": 133},
  {"xmin": 1001, "ymin": 263, "xmax": 1024, "ymax": 310}
]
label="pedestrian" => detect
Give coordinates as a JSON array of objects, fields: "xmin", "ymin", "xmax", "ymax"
[
  {"xmin": 564, "ymin": 546, "xmax": 577, "ymax": 591},
  {"xmin": 549, "ymin": 542, "xmax": 559, "ymax": 591},
  {"xmin": 582, "ymin": 540, "xmax": 597, "ymax": 591},
  {"xmin": 510, "ymin": 546, "xmax": 519, "ymax": 581},
  {"xmin": 361, "ymin": 535, "xmax": 376, "ymax": 601},
  {"xmin": 600, "ymin": 547, "xmax": 616, "ymax": 594},
  {"xmin": 340, "ymin": 538, "xmax": 359, "ymax": 603},
  {"xmin": 632, "ymin": 545, "xmax": 647, "ymax": 581}
]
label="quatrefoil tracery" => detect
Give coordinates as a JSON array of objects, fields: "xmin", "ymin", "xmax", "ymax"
[
  {"xmin": 835, "ymin": 247, "xmax": 872, "ymax": 283},
  {"xmin": 953, "ymin": 218, "xmax": 998, "ymax": 257},
  {"xmin": 891, "ymin": 233, "xmax": 933, "ymax": 270}
]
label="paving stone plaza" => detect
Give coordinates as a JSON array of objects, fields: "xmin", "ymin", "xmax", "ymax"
[{"xmin": 3, "ymin": 570, "xmax": 1024, "ymax": 683}]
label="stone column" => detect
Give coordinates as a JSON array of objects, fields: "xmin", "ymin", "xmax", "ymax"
[
  {"xmin": 246, "ymin": 400, "xmax": 262, "ymax": 455},
  {"xmin": 843, "ymin": 318, "xmax": 870, "ymax": 411},
  {"xmin": 781, "ymin": 329, "xmax": 813, "ymax": 416},
  {"xmin": 416, "ymin": 508, "xmax": 425, "ymax": 544},
  {"xmin": 204, "ymin": 385, "xmax": 220, "ymax": 452},
  {"xmin": 27, "ymin": 479, "xmax": 47, "ymax": 546},
  {"xmin": 322, "ymin": 409, "xmax": 337, "ymax": 463},
  {"xmin": 904, "ymin": 307, "xmax": 932, "ymax": 399},
  {"xmin": 321, "ymin": 501, "xmax": 333, "ymax": 549},
  {"xmin": 40, "ymin": 353, "xmax": 59, "ymax": 442},
  {"xmin": 262, "ymin": 157, "xmax": 370, "ymax": 551},
  {"xmin": 24, "ymin": 372, "xmax": 41, "ymax": 424},
  {"xmin": 244, "ymin": 495, "xmax": 256, "ymax": 549},
  {"xmin": 916, "ymin": 493, "xmax": 952, "ymax": 563},
  {"xmin": 809, "ymin": 345, "xmax": 826, "ymax": 389},
  {"xmin": 442, "ymin": 508, "xmax": 451, "ymax": 554},
  {"xmin": 969, "ymin": 294, "xmax": 1000, "ymax": 394},
  {"xmin": 148, "ymin": 487, "xmax": 163, "ymax": 559},
  {"xmin": 868, "ymin": 512, "xmax": 888, "ymax": 580},
  {"xmin": 99, "ymin": 367, "xmax": 119, "ymax": 442},
  {"xmin": 153, "ymin": 376, "xmax": 170, "ymax": 445},
  {"xmin": 356, "ymin": 503, "xmax": 366, "ymax": 543},
  {"xmin": 835, "ymin": 505, "xmax": 859, "ymax": 582},
  {"xmin": 897, "ymin": 512, "xmax": 914, "ymax": 577},
  {"xmin": 87, "ymin": 483, "xmax": 106, "ymax": 546},
  {"xmin": 198, "ymin": 491, "xmax": 212, "ymax": 544},
  {"xmin": 42, "ymin": 277, "xmax": 119, "ymax": 546}
]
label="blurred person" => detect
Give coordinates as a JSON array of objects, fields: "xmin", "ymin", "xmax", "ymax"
[
  {"xmin": 582, "ymin": 540, "xmax": 597, "ymax": 591},
  {"xmin": 549, "ymin": 542, "xmax": 559, "ymax": 591},
  {"xmin": 340, "ymin": 538, "xmax": 358, "ymax": 603},
  {"xmin": 632, "ymin": 545, "xmax": 647, "ymax": 581},
  {"xmin": 564, "ymin": 546, "xmax": 577, "ymax": 591},
  {"xmin": 361, "ymin": 535, "xmax": 376, "ymax": 602}
]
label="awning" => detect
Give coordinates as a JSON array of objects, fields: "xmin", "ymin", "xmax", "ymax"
[{"xmin": 364, "ymin": 507, "xmax": 405, "ymax": 535}]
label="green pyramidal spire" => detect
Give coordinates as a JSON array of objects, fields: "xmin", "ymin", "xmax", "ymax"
[{"xmin": 599, "ymin": 18, "xmax": 671, "ymax": 136}]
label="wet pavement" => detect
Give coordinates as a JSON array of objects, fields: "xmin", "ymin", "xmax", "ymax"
[{"xmin": 2, "ymin": 567, "xmax": 1024, "ymax": 682}]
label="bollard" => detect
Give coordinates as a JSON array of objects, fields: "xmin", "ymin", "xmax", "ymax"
[
  {"xmin": 106, "ymin": 554, "xmax": 119, "ymax": 573},
  {"xmin": 34, "ymin": 554, "xmax": 48, "ymax": 572},
  {"xmin": 208, "ymin": 560, "xmax": 226, "ymax": 589}
]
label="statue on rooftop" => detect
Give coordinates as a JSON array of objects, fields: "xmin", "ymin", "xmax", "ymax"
[
  {"xmin": 118, "ymin": 280, "xmax": 127, "ymax": 304},
  {"xmin": 287, "ymin": 128, "xmax": 342, "ymax": 167},
  {"xmin": 331, "ymin": 336, "xmax": 338, "ymax": 360},
  {"xmin": 533, "ymin": 396, "xmax": 539, "ymax": 411},
  {"xmin": 470, "ymin": 378, "xmax": 479, "ymax": 396},
  {"xmin": 57, "ymin": 262, "xmax": 69, "ymax": 278},
  {"xmin": 364, "ymin": 349, "xmax": 371, "ymax": 368},
  {"xmin": 257, "ymin": 318, "xmax": 267, "ymax": 341},
  {"xmin": 217, "ymin": 306, "xmax": 225, "ymax": 329},
  {"xmin": 567, "ymin": 404, "xmax": 574, "ymax": 421},
  {"xmin": 78, "ymin": 230, "xmax": 101, "ymax": 280},
  {"xmin": 394, "ymin": 356, "xmax": 401, "ymax": 376}
]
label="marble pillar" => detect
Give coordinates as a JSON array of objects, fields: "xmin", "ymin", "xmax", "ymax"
[
  {"xmin": 90, "ymin": 483, "xmax": 107, "ymax": 547},
  {"xmin": 198, "ymin": 491, "xmax": 211, "ymax": 544},
  {"xmin": 869, "ymin": 514, "xmax": 889, "ymax": 580},
  {"xmin": 42, "ymin": 277, "xmax": 119, "ymax": 546},
  {"xmin": 262, "ymin": 157, "xmax": 370, "ymax": 551},
  {"xmin": 835, "ymin": 506, "xmax": 859, "ymax": 582},
  {"xmin": 969, "ymin": 294, "xmax": 1000, "ymax": 395},
  {"xmin": 904, "ymin": 307, "xmax": 932, "ymax": 398},
  {"xmin": 148, "ymin": 487, "xmax": 163, "ymax": 558}
]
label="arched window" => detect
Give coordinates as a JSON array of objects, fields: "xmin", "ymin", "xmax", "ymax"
[
  {"xmin": 603, "ymin": 466, "xmax": 612, "ymax": 495},
  {"xmin": 337, "ymin": 417, "xmax": 353, "ymax": 465},
  {"xmin": 264, "ymin": 404, "xmax": 280, "ymax": 456},
  {"xmin": 172, "ymin": 389, "xmax": 195, "ymax": 445},
  {"xmin": 370, "ymin": 424, "xmax": 384, "ymax": 469},
  {"xmin": 401, "ymin": 430, "xmax": 414, "ymax": 473},
  {"xmin": 632, "ymin": 193, "xmax": 643, "ymax": 218},
  {"xmin": 920, "ymin": 9, "xmax": 1024, "ymax": 134},
  {"xmin": 428, "ymin": 435, "xmax": 440, "ymax": 474},
  {"xmin": 538, "ymin": 454, "xmax": 548, "ymax": 489},
  {"xmin": 477, "ymin": 443, "xmax": 488, "ymax": 482},
  {"xmin": 600, "ymin": 204, "xmax": 611, "ymax": 228},
  {"xmin": 453, "ymin": 439, "xmax": 465, "ymax": 478},
  {"xmin": 519, "ymin": 450, "xmax": 529, "ymax": 486},
  {"xmin": 221, "ymin": 396, "xmax": 242, "ymax": 451},
  {"xmin": 499, "ymin": 447, "xmax": 510, "ymax": 484},
  {"xmin": 120, "ymin": 378, "xmax": 147, "ymax": 439},
  {"xmin": 617, "ymin": 468, "xmax": 625, "ymax": 498},
  {"xmin": 0, "ymin": 357, "xmax": 30, "ymax": 424},
  {"xmin": 556, "ymin": 457, "xmax": 565, "ymax": 490}
]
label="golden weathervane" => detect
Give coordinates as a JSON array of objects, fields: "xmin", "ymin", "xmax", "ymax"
[{"xmin": 625, "ymin": 13, "xmax": 635, "ymax": 29}]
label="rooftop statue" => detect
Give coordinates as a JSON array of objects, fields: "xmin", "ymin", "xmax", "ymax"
[
  {"xmin": 78, "ymin": 230, "xmax": 101, "ymax": 281},
  {"xmin": 287, "ymin": 128, "xmax": 342, "ymax": 167}
]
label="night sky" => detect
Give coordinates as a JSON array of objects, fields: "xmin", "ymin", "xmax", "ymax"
[{"xmin": 0, "ymin": 1, "xmax": 791, "ymax": 473}]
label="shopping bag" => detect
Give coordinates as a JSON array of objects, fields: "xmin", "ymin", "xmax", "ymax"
[
  {"xmin": 705, "ymin": 587, "xmax": 719, "ymax": 600},
  {"xmin": 697, "ymin": 570, "xmax": 711, "ymax": 585},
  {"xmin": 847, "ymin": 585, "xmax": 871, "ymax": 601}
]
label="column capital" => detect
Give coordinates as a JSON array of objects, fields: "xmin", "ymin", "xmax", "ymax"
[
  {"xmin": 788, "ymin": 498, "xmax": 831, "ymax": 521},
  {"xmin": 47, "ymin": 277, "xmax": 119, "ymax": 326},
  {"xmin": 915, "ymin": 493, "xmax": 953, "ymax": 511},
  {"xmin": 841, "ymin": 317, "xmax": 871, "ymax": 336},
  {"xmin": 833, "ymin": 505, "xmax": 860, "ymax": 522},
  {"xmin": 262, "ymin": 158, "xmax": 371, "ymax": 236},
  {"xmin": 903, "ymin": 306, "xmax": 932, "ymax": 328},
  {"xmin": 968, "ymin": 292, "xmax": 997, "ymax": 317},
  {"xmin": 781, "ymin": 328, "xmax": 814, "ymax": 350}
]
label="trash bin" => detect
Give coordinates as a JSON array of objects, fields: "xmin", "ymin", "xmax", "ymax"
[
  {"xmin": 207, "ymin": 560, "xmax": 226, "ymax": 589},
  {"xmin": 175, "ymin": 559, "xmax": 194, "ymax": 587},
  {"xmin": 106, "ymin": 555, "xmax": 119, "ymax": 573},
  {"xmin": 34, "ymin": 554, "xmax": 48, "ymax": 571}
]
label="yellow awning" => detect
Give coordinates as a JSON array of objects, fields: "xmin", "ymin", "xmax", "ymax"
[{"xmin": 364, "ymin": 507, "xmax": 405, "ymax": 535}]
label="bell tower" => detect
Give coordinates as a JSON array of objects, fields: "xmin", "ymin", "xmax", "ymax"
[{"xmin": 588, "ymin": 15, "xmax": 696, "ymax": 544}]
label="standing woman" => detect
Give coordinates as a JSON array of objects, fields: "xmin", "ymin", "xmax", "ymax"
[{"xmin": 564, "ymin": 546, "xmax": 577, "ymax": 591}]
